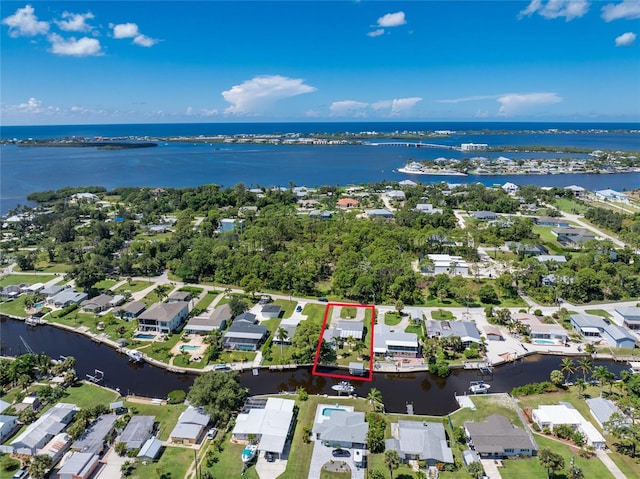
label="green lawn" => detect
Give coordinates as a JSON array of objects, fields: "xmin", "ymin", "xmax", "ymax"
[
  {"xmin": 123, "ymin": 400, "xmax": 186, "ymax": 441},
  {"xmin": 0, "ymin": 273, "xmax": 57, "ymax": 287},
  {"xmin": 431, "ymin": 309, "xmax": 455, "ymax": 321},
  {"xmin": 136, "ymin": 334, "xmax": 183, "ymax": 363},
  {"xmin": 274, "ymin": 298, "xmax": 297, "ymax": 319},
  {"xmin": 384, "ymin": 312, "xmax": 402, "ymax": 326},
  {"xmin": 532, "ymin": 225, "xmax": 565, "ymax": 254},
  {"xmin": 0, "ymin": 454, "xmax": 21, "ymax": 479},
  {"xmin": 216, "ymin": 351, "xmax": 257, "ymax": 364},
  {"xmin": 201, "ymin": 429, "xmax": 259, "ymax": 479},
  {"xmin": 33, "ymin": 262, "xmax": 71, "ymax": 273},
  {"xmin": 0, "ymin": 296, "xmax": 29, "ymax": 318},
  {"xmin": 60, "ymin": 382, "xmax": 120, "ymax": 409},
  {"xmin": 303, "ymin": 303, "xmax": 329, "ymax": 325},
  {"xmin": 340, "ymin": 306, "xmax": 357, "ymax": 319},
  {"xmin": 93, "ymin": 278, "xmax": 117, "ymax": 291},
  {"xmin": 584, "ymin": 309, "xmax": 611, "ymax": 318},
  {"xmin": 112, "ymin": 280, "xmax": 154, "ymax": 295},
  {"xmin": 320, "ymin": 469, "xmax": 351, "ymax": 479},
  {"xmin": 553, "ymin": 197, "xmax": 588, "ymax": 214},
  {"xmin": 193, "ymin": 291, "xmax": 218, "ymax": 310},
  {"xmin": 131, "ymin": 444, "xmax": 192, "ymax": 479}
]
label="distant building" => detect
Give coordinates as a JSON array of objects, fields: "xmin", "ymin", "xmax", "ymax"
[
  {"xmin": 460, "ymin": 143, "xmax": 488, "ymax": 151},
  {"xmin": 424, "ymin": 254, "xmax": 469, "ymax": 276},
  {"xmin": 473, "ymin": 211, "xmax": 498, "ymax": 221},
  {"xmin": 365, "ymin": 209, "xmax": 394, "ymax": 219},
  {"xmin": 337, "ymin": 198, "xmax": 359, "ymax": 208},
  {"xmin": 613, "ymin": 306, "xmax": 640, "ymax": 330},
  {"xmin": 58, "ymin": 452, "xmax": 100, "ymax": 479},
  {"xmin": 415, "ymin": 204, "xmax": 443, "ymax": 214},
  {"xmin": 532, "ymin": 404, "xmax": 605, "ymax": 449},
  {"xmin": 595, "ymin": 189, "xmax": 629, "ymax": 203},
  {"xmin": 570, "ymin": 313, "xmax": 636, "ymax": 349}
]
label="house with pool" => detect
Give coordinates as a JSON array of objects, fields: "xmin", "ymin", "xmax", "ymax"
[
  {"xmin": 137, "ymin": 302, "xmax": 189, "ymax": 334},
  {"xmin": 311, "ymin": 404, "xmax": 368, "ymax": 449}
]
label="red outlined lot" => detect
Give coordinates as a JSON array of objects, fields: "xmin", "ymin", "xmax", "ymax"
[{"xmin": 311, "ymin": 302, "xmax": 375, "ymax": 381}]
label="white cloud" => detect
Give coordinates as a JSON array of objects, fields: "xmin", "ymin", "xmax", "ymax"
[
  {"xmin": 371, "ymin": 100, "xmax": 392, "ymax": 110},
  {"xmin": 377, "ymin": 11, "xmax": 406, "ymax": 27},
  {"xmin": 615, "ymin": 31, "xmax": 637, "ymax": 46},
  {"xmin": 436, "ymin": 94, "xmax": 500, "ymax": 104},
  {"xmin": 519, "ymin": 0, "xmax": 589, "ymax": 21},
  {"xmin": 112, "ymin": 22, "xmax": 139, "ymax": 39},
  {"xmin": 390, "ymin": 97, "xmax": 422, "ymax": 114},
  {"xmin": 602, "ymin": 0, "xmax": 640, "ymax": 21},
  {"xmin": 497, "ymin": 92, "xmax": 562, "ymax": 116},
  {"xmin": 2, "ymin": 4, "xmax": 49, "ymax": 37},
  {"xmin": 329, "ymin": 100, "xmax": 369, "ymax": 117},
  {"xmin": 54, "ymin": 11, "xmax": 94, "ymax": 32},
  {"xmin": 367, "ymin": 28, "xmax": 385, "ymax": 37},
  {"xmin": 222, "ymin": 75, "xmax": 316, "ymax": 115},
  {"xmin": 111, "ymin": 23, "xmax": 158, "ymax": 47},
  {"xmin": 48, "ymin": 33, "xmax": 102, "ymax": 56}
]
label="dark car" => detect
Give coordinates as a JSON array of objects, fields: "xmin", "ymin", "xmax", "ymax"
[
  {"xmin": 295, "ymin": 305, "xmax": 302, "ymax": 312},
  {"xmin": 318, "ymin": 297, "xmax": 329, "ymax": 302},
  {"xmin": 332, "ymin": 448, "xmax": 350, "ymax": 457},
  {"xmin": 265, "ymin": 452, "xmax": 276, "ymax": 462}
]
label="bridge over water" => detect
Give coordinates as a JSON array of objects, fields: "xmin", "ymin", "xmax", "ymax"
[{"xmin": 367, "ymin": 141, "xmax": 458, "ymax": 149}]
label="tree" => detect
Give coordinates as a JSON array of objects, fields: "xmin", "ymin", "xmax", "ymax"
[
  {"xmin": 550, "ymin": 370, "xmax": 564, "ymax": 387},
  {"xmin": 367, "ymin": 388, "xmax": 383, "ymax": 411},
  {"xmin": 538, "ymin": 448, "xmax": 565, "ymax": 479},
  {"xmin": 384, "ymin": 450, "xmax": 400, "ymax": 479},
  {"xmin": 121, "ymin": 460, "xmax": 134, "ymax": 477},
  {"xmin": 394, "ymin": 300, "xmax": 404, "ymax": 315},
  {"xmin": 561, "ymin": 358, "xmax": 575, "ymax": 385},
  {"xmin": 228, "ymin": 296, "xmax": 248, "ymax": 317},
  {"xmin": 368, "ymin": 470, "xmax": 385, "ymax": 479},
  {"xmin": 468, "ymin": 461, "xmax": 484, "ymax": 479},
  {"xmin": 28, "ymin": 454, "xmax": 52, "ymax": 479},
  {"xmin": 575, "ymin": 378, "xmax": 587, "ymax": 399},
  {"xmin": 290, "ymin": 319, "xmax": 322, "ymax": 363},
  {"xmin": 478, "ymin": 284, "xmax": 500, "ymax": 304},
  {"xmin": 276, "ymin": 327, "xmax": 288, "ymax": 358},
  {"xmin": 592, "ymin": 365, "xmax": 613, "ymax": 397},
  {"xmin": 577, "ymin": 356, "xmax": 593, "ymax": 381},
  {"xmin": 187, "ymin": 371, "xmax": 248, "ymax": 425}
]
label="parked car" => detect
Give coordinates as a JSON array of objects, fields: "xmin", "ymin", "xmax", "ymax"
[
  {"xmin": 318, "ymin": 297, "xmax": 329, "ymax": 302},
  {"xmin": 332, "ymin": 448, "xmax": 350, "ymax": 457},
  {"xmin": 295, "ymin": 305, "xmax": 302, "ymax": 312},
  {"xmin": 258, "ymin": 295, "xmax": 272, "ymax": 305},
  {"xmin": 12, "ymin": 470, "xmax": 27, "ymax": 479},
  {"xmin": 265, "ymin": 452, "xmax": 276, "ymax": 462},
  {"xmin": 207, "ymin": 428, "xmax": 218, "ymax": 440}
]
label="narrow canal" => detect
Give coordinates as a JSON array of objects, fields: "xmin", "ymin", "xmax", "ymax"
[{"xmin": 0, "ymin": 317, "xmax": 628, "ymax": 416}]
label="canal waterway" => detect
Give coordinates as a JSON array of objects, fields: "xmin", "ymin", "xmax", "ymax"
[{"xmin": 0, "ymin": 316, "xmax": 628, "ymax": 415}]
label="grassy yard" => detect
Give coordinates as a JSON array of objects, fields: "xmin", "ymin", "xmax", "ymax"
[
  {"xmin": 274, "ymin": 298, "xmax": 297, "ymax": 319},
  {"xmin": 0, "ymin": 296, "xmax": 29, "ymax": 318},
  {"xmin": 93, "ymin": 278, "xmax": 118, "ymax": 291},
  {"xmin": 112, "ymin": 280, "xmax": 154, "ymax": 295},
  {"xmin": 584, "ymin": 309, "xmax": 611, "ymax": 318},
  {"xmin": 340, "ymin": 306, "xmax": 357, "ymax": 319},
  {"xmin": 33, "ymin": 262, "xmax": 71, "ymax": 273},
  {"xmin": 384, "ymin": 312, "xmax": 402, "ymax": 326},
  {"xmin": 431, "ymin": 309, "xmax": 455, "ymax": 321},
  {"xmin": 201, "ymin": 429, "xmax": 259, "ymax": 479},
  {"xmin": 216, "ymin": 350, "xmax": 257, "ymax": 364},
  {"xmin": 193, "ymin": 291, "xmax": 218, "ymax": 310},
  {"xmin": 532, "ymin": 225, "xmax": 565, "ymax": 253},
  {"xmin": 123, "ymin": 400, "xmax": 186, "ymax": 441},
  {"xmin": 136, "ymin": 334, "xmax": 183, "ymax": 363},
  {"xmin": 60, "ymin": 382, "xmax": 120, "ymax": 409},
  {"xmin": 553, "ymin": 197, "xmax": 588, "ymax": 214},
  {"xmin": 303, "ymin": 303, "xmax": 329, "ymax": 325},
  {"xmin": 0, "ymin": 273, "xmax": 57, "ymax": 287},
  {"xmin": 320, "ymin": 469, "xmax": 351, "ymax": 479},
  {"xmin": 0, "ymin": 454, "xmax": 21, "ymax": 479},
  {"xmin": 131, "ymin": 444, "xmax": 193, "ymax": 479}
]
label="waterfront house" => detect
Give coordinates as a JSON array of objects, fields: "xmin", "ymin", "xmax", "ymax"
[
  {"xmin": 532, "ymin": 404, "xmax": 606, "ymax": 449},
  {"xmin": 595, "ymin": 189, "xmax": 629, "ymax": 203},
  {"xmin": 312, "ymin": 405, "xmax": 368, "ymax": 449},
  {"xmin": 483, "ymin": 325, "xmax": 504, "ymax": 341},
  {"xmin": 585, "ymin": 397, "xmax": 628, "ymax": 430},
  {"xmin": 261, "ymin": 304, "xmax": 282, "ymax": 319},
  {"xmin": 613, "ymin": 306, "xmax": 640, "ymax": 330},
  {"xmin": 116, "ymin": 301, "xmax": 146, "ymax": 321},
  {"xmin": 11, "ymin": 403, "xmax": 78, "ymax": 455},
  {"xmin": 137, "ymin": 302, "xmax": 189, "ymax": 334},
  {"xmin": 169, "ymin": 406, "xmax": 210, "ymax": 444},
  {"xmin": 502, "ymin": 182, "xmax": 519, "ymax": 195},
  {"xmin": 461, "ymin": 143, "xmax": 488, "ymax": 151},
  {"xmin": 0, "ymin": 284, "xmax": 23, "ymax": 300},
  {"xmin": 373, "ymin": 324, "xmax": 419, "ymax": 358},
  {"xmin": 399, "ymin": 179, "xmax": 418, "ymax": 187},
  {"xmin": 385, "ymin": 420, "xmax": 454, "ymax": 467},
  {"xmin": 71, "ymin": 414, "xmax": 118, "ymax": 455},
  {"xmin": 24, "ymin": 283, "xmax": 45, "ymax": 294},
  {"xmin": 223, "ymin": 321, "xmax": 268, "ymax": 351},
  {"xmin": 119, "ymin": 415, "xmax": 155, "ymax": 450},
  {"xmin": 185, "ymin": 303, "xmax": 231, "ymax": 334},
  {"xmin": 463, "ymin": 415, "xmax": 537, "ymax": 459},
  {"xmin": 58, "ymin": 452, "xmax": 100, "ymax": 479},
  {"xmin": 570, "ymin": 313, "xmax": 636, "ymax": 348},
  {"xmin": 564, "ymin": 185, "xmax": 586, "ymax": 198},
  {"xmin": 0, "ymin": 415, "xmax": 18, "ymax": 442},
  {"xmin": 80, "ymin": 294, "xmax": 114, "ymax": 313},
  {"xmin": 473, "ymin": 211, "xmax": 498, "ymax": 221},
  {"xmin": 528, "ymin": 324, "xmax": 568, "ymax": 345},
  {"xmin": 70, "ymin": 192, "xmax": 99, "ymax": 203},
  {"xmin": 137, "ymin": 437, "xmax": 163, "ymax": 461},
  {"xmin": 426, "ymin": 320, "xmax": 482, "ymax": 348},
  {"xmin": 336, "ymin": 320, "xmax": 365, "ymax": 340},
  {"xmin": 232, "ymin": 398, "xmax": 295, "ymax": 459},
  {"xmin": 365, "ymin": 209, "xmax": 394, "ymax": 219},
  {"xmin": 48, "ymin": 290, "xmax": 88, "ymax": 308}
]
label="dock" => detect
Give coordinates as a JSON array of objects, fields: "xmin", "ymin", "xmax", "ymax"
[{"xmin": 406, "ymin": 402, "xmax": 414, "ymax": 415}]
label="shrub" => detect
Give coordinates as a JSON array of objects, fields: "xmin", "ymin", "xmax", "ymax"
[
  {"xmin": 511, "ymin": 381, "xmax": 557, "ymax": 397},
  {"xmin": 167, "ymin": 389, "xmax": 186, "ymax": 404},
  {"xmin": 534, "ymin": 309, "xmax": 542, "ymax": 316}
]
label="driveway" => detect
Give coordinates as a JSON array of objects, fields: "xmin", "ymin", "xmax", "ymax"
[
  {"xmin": 308, "ymin": 440, "xmax": 365, "ymax": 479},
  {"xmin": 94, "ymin": 446, "xmax": 128, "ymax": 479}
]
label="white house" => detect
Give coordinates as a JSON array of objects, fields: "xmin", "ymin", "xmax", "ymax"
[
  {"xmin": 137, "ymin": 302, "xmax": 189, "ymax": 334},
  {"xmin": 373, "ymin": 324, "xmax": 419, "ymax": 357},
  {"xmin": 11, "ymin": 403, "xmax": 78, "ymax": 455},
  {"xmin": 425, "ymin": 254, "xmax": 469, "ymax": 276},
  {"xmin": 595, "ymin": 189, "xmax": 629, "ymax": 203},
  {"xmin": 532, "ymin": 404, "xmax": 606, "ymax": 449},
  {"xmin": 0, "ymin": 414, "xmax": 17, "ymax": 442},
  {"xmin": 613, "ymin": 306, "xmax": 640, "ymax": 331},
  {"xmin": 169, "ymin": 406, "xmax": 210, "ymax": 444},
  {"xmin": 502, "ymin": 182, "xmax": 519, "ymax": 195}
]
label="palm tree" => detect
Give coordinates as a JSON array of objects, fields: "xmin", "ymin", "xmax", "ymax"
[
  {"xmin": 367, "ymin": 387, "xmax": 383, "ymax": 410},
  {"xmin": 560, "ymin": 358, "xmax": 575, "ymax": 385},
  {"xmin": 577, "ymin": 356, "xmax": 593, "ymax": 382},
  {"xmin": 592, "ymin": 365, "xmax": 611, "ymax": 397},
  {"xmin": 384, "ymin": 450, "xmax": 400, "ymax": 479},
  {"xmin": 575, "ymin": 378, "xmax": 587, "ymax": 398},
  {"xmin": 276, "ymin": 327, "xmax": 288, "ymax": 359}
]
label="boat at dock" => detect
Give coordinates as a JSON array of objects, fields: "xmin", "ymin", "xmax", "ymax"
[
  {"xmin": 126, "ymin": 350, "xmax": 144, "ymax": 363},
  {"xmin": 331, "ymin": 381, "xmax": 355, "ymax": 394},
  {"xmin": 469, "ymin": 381, "xmax": 491, "ymax": 394},
  {"xmin": 628, "ymin": 361, "xmax": 640, "ymax": 374},
  {"xmin": 241, "ymin": 444, "xmax": 258, "ymax": 463}
]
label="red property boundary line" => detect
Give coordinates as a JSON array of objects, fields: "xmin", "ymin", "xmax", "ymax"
[{"xmin": 311, "ymin": 302, "xmax": 375, "ymax": 382}]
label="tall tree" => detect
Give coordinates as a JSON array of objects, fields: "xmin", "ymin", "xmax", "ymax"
[
  {"xmin": 577, "ymin": 356, "xmax": 593, "ymax": 381},
  {"xmin": 384, "ymin": 450, "xmax": 400, "ymax": 479},
  {"xmin": 276, "ymin": 327, "xmax": 288, "ymax": 359},
  {"xmin": 560, "ymin": 358, "xmax": 575, "ymax": 385},
  {"xmin": 538, "ymin": 448, "xmax": 565, "ymax": 479},
  {"xmin": 187, "ymin": 371, "xmax": 248, "ymax": 425},
  {"xmin": 592, "ymin": 365, "xmax": 611, "ymax": 397}
]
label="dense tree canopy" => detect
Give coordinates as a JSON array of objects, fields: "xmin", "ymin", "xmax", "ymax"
[{"xmin": 186, "ymin": 371, "xmax": 248, "ymax": 425}]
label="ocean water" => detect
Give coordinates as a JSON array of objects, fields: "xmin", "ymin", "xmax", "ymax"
[{"xmin": 1, "ymin": 122, "xmax": 639, "ymax": 215}]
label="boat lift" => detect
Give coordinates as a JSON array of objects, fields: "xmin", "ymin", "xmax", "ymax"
[{"xmin": 86, "ymin": 369, "xmax": 104, "ymax": 383}]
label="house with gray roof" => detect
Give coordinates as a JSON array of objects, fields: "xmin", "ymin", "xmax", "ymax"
[
  {"xmin": 40, "ymin": 284, "xmax": 66, "ymax": 298},
  {"xmin": 169, "ymin": 406, "xmax": 210, "ymax": 444},
  {"xmin": 71, "ymin": 414, "xmax": 118, "ymax": 455},
  {"xmin": 234, "ymin": 312, "xmax": 257, "ymax": 323},
  {"xmin": 312, "ymin": 405, "xmax": 368, "ymax": 449},
  {"xmin": 137, "ymin": 437, "xmax": 163, "ymax": 461},
  {"xmin": 116, "ymin": 300, "xmax": 146, "ymax": 321},
  {"xmin": 0, "ymin": 415, "xmax": 18, "ymax": 442},
  {"xmin": 426, "ymin": 320, "xmax": 482, "ymax": 348},
  {"xmin": 48, "ymin": 289, "xmax": 88, "ymax": 308},
  {"xmin": 533, "ymin": 217, "xmax": 570, "ymax": 227},
  {"xmin": 473, "ymin": 211, "xmax": 498, "ymax": 221},
  {"xmin": 0, "ymin": 399, "xmax": 10, "ymax": 414},
  {"xmin": 373, "ymin": 324, "xmax": 419, "ymax": 357},
  {"xmin": 223, "ymin": 321, "xmax": 268, "ymax": 351},
  {"xmin": 81, "ymin": 294, "xmax": 114, "ymax": 313},
  {"xmin": 185, "ymin": 303, "xmax": 232, "ymax": 334},
  {"xmin": 613, "ymin": 306, "xmax": 640, "ymax": 331},
  {"xmin": 119, "ymin": 415, "xmax": 155, "ymax": 450},
  {"xmin": 0, "ymin": 285, "xmax": 22, "ymax": 300},
  {"xmin": 415, "ymin": 204, "xmax": 443, "ymax": 214},
  {"xmin": 464, "ymin": 414, "xmax": 537, "ymax": 459},
  {"xmin": 137, "ymin": 302, "xmax": 189, "ymax": 333},
  {"xmin": 365, "ymin": 209, "xmax": 394, "ymax": 219},
  {"xmin": 11, "ymin": 403, "xmax": 78, "ymax": 455},
  {"xmin": 168, "ymin": 291, "xmax": 191, "ymax": 302},
  {"xmin": 58, "ymin": 452, "xmax": 100, "ymax": 479},
  {"xmin": 336, "ymin": 320, "xmax": 364, "ymax": 340},
  {"xmin": 535, "ymin": 255, "xmax": 567, "ymax": 264},
  {"xmin": 585, "ymin": 397, "xmax": 628, "ymax": 430},
  {"xmin": 385, "ymin": 421, "xmax": 453, "ymax": 466},
  {"xmin": 261, "ymin": 304, "xmax": 282, "ymax": 319},
  {"xmin": 570, "ymin": 313, "xmax": 636, "ymax": 348}
]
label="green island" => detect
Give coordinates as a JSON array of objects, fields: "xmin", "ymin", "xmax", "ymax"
[{"xmin": 2, "ymin": 179, "xmax": 640, "ymax": 479}]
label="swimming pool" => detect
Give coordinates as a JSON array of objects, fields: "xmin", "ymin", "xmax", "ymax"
[
  {"xmin": 134, "ymin": 333, "xmax": 156, "ymax": 340},
  {"xmin": 322, "ymin": 407, "xmax": 346, "ymax": 417},
  {"xmin": 533, "ymin": 338, "xmax": 558, "ymax": 345},
  {"xmin": 180, "ymin": 345, "xmax": 200, "ymax": 352}
]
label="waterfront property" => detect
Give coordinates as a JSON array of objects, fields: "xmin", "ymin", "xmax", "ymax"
[
  {"xmin": 463, "ymin": 414, "xmax": 537, "ymax": 459},
  {"xmin": 119, "ymin": 415, "xmax": 155, "ymax": 450},
  {"xmin": 71, "ymin": 414, "xmax": 118, "ymax": 455},
  {"xmin": 532, "ymin": 404, "xmax": 606, "ymax": 449},
  {"xmin": 10, "ymin": 403, "xmax": 78, "ymax": 455},
  {"xmin": 613, "ymin": 306, "xmax": 640, "ymax": 330},
  {"xmin": 595, "ymin": 189, "xmax": 629, "ymax": 203},
  {"xmin": 222, "ymin": 320, "xmax": 268, "ymax": 351},
  {"xmin": 385, "ymin": 420, "xmax": 454, "ymax": 467},
  {"xmin": 231, "ymin": 397, "xmax": 295, "ymax": 459},
  {"xmin": 185, "ymin": 303, "xmax": 232, "ymax": 334},
  {"xmin": 48, "ymin": 289, "xmax": 88, "ymax": 308},
  {"xmin": 570, "ymin": 313, "xmax": 636, "ymax": 348},
  {"xmin": 373, "ymin": 324, "xmax": 420, "ymax": 358},
  {"xmin": 80, "ymin": 294, "xmax": 114, "ymax": 313},
  {"xmin": 426, "ymin": 320, "xmax": 482, "ymax": 347},
  {"xmin": 137, "ymin": 302, "xmax": 189, "ymax": 334},
  {"xmin": 311, "ymin": 404, "xmax": 368, "ymax": 449},
  {"xmin": 585, "ymin": 397, "xmax": 629, "ymax": 431},
  {"xmin": 169, "ymin": 406, "xmax": 210, "ymax": 444},
  {"xmin": 115, "ymin": 300, "xmax": 147, "ymax": 321}
]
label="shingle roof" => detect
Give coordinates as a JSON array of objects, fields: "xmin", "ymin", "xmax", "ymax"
[{"xmin": 464, "ymin": 415, "xmax": 537, "ymax": 454}]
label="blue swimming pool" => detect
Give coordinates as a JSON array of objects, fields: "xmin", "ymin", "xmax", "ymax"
[
  {"xmin": 322, "ymin": 407, "xmax": 346, "ymax": 417},
  {"xmin": 180, "ymin": 345, "xmax": 200, "ymax": 351},
  {"xmin": 134, "ymin": 333, "xmax": 156, "ymax": 340},
  {"xmin": 533, "ymin": 338, "xmax": 558, "ymax": 345}
]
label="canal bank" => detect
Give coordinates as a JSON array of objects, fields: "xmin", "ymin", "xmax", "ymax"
[{"xmin": 1, "ymin": 316, "xmax": 629, "ymax": 415}]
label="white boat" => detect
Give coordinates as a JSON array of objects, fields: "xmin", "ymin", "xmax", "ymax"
[
  {"xmin": 126, "ymin": 350, "xmax": 144, "ymax": 363},
  {"xmin": 331, "ymin": 381, "xmax": 355, "ymax": 394},
  {"xmin": 469, "ymin": 381, "xmax": 491, "ymax": 394},
  {"xmin": 241, "ymin": 444, "xmax": 258, "ymax": 463}
]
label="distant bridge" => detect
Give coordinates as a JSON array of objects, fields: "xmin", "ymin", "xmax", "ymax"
[{"xmin": 367, "ymin": 142, "xmax": 457, "ymax": 149}]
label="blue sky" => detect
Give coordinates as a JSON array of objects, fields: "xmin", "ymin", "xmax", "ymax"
[{"xmin": 1, "ymin": 0, "xmax": 639, "ymax": 125}]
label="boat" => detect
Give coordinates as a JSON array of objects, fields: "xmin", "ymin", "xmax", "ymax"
[
  {"xmin": 331, "ymin": 381, "xmax": 355, "ymax": 394},
  {"xmin": 241, "ymin": 444, "xmax": 258, "ymax": 463},
  {"xmin": 469, "ymin": 381, "xmax": 491, "ymax": 394},
  {"xmin": 126, "ymin": 350, "xmax": 144, "ymax": 363},
  {"xmin": 628, "ymin": 361, "xmax": 640, "ymax": 374}
]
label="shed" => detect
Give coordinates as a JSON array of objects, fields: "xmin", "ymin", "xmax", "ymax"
[{"xmin": 137, "ymin": 437, "xmax": 163, "ymax": 461}]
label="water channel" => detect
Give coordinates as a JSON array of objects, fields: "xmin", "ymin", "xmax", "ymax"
[{"xmin": 0, "ymin": 317, "xmax": 628, "ymax": 416}]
